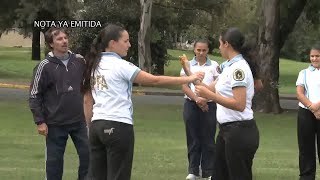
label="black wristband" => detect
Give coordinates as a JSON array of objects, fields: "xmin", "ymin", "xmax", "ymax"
[{"xmin": 35, "ymin": 121, "xmax": 44, "ymax": 125}]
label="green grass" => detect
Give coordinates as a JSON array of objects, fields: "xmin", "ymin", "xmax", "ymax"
[
  {"xmin": 0, "ymin": 47, "xmax": 310, "ymax": 94},
  {"xmin": 0, "ymin": 98, "xmax": 318, "ymax": 179}
]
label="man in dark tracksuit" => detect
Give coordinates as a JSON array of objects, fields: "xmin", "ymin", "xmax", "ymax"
[{"xmin": 29, "ymin": 28, "xmax": 89, "ymax": 180}]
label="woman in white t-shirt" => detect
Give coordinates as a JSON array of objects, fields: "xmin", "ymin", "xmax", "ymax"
[
  {"xmin": 192, "ymin": 28, "xmax": 260, "ymax": 180},
  {"xmin": 296, "ymin": 43, "xmax": 320, "ymax": 180},
  {"xmin": 81, "ymin": 24, "xmax": 204, "ymax": 180}
]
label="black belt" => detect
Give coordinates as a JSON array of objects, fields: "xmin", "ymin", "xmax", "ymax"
[{"xmin": 219, "ymin": 119, "xmax": 254, "ymax": 128}]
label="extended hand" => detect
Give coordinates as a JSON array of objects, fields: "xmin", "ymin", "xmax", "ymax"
[
  {"xmin": 179, "ymin": 54, "xmax": 189, "ymax": 66},
  {"xmin": 191, "ymin": 71, "xmax": 205, "ymax": 82}
]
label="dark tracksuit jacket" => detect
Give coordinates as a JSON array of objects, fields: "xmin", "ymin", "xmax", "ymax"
[{"xmin": 29, "ymin": 52, "xmax": 86, "ymax": 126}]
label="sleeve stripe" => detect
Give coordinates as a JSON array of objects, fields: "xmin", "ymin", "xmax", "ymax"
[{"xmin": 30, "ymin": 60, "xmax": 49, "ymax": 98}]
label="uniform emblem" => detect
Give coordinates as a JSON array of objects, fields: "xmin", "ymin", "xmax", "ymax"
[{"xmin": 233, "ymin": 69, "xmax": 245, "ymax": 81}]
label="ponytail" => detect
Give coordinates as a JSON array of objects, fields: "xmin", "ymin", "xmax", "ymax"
[
  {"xmin": 81, "ymin": 36, "xmax": 103, "ymax": 93},
  {"xmin": 221, "ymin": 27, "xmax": 258, "ymax": 78},
  {"xmin": 81, "ymin": 24, "xmax": 127, "ymax": 93},
  {"xmin": 240, "ymin": 43, "xmax": 259, "ymax": 78}
]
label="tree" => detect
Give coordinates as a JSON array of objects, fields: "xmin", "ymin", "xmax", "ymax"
[
  {"xmin": 255, "ymin": 0, "xmax": 281, "ymax": 113},
  {"xmin": 255, "ymin": 0, "xmax": 313, "ymax": 113},
  {"xmin": 14, "ymin": 0, "xmax": 79, "ymax": 60},
  {"xmin": 138, "ymin": 0, "xmax": 153, "ymax": 73}
]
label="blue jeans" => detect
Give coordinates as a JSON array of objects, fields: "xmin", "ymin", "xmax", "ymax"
[{"xmin": 46, "ymin": 121, "xmax": 89, "ymax": 180}]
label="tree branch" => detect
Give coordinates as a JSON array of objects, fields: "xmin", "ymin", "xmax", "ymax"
[{"xmin": 279, "ymin": 0, "xmax": 307, "ymax": 49}]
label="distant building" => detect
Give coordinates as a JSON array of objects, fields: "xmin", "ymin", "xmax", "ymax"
[{"xmin": 0, "ymin": 28, "xmax": 45, "ymax": 47}]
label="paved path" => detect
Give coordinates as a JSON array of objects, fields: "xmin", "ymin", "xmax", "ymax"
[{"xmin": 0, "ymin": 87, "xmax": 298, "ymax": 110}]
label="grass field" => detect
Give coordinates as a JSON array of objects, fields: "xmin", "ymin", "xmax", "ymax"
[
  {"xmin": 0, "ymin": 47, "xmax": 310, "ymax": 94},
  {"xmin": 0, "ymin": 96, "xmax": 319, "ymax": 180}
]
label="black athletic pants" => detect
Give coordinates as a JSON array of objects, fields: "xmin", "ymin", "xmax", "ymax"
[
  {"xmin": 215, "ymin": 120, "xmax": 259, "ymax": 180},
  {"xmin": 88, "ymin": 120, "xmax": 134, "ymax": 180},
  {"xmin": 298, "ymin": 107, "xmax": 320, "ymax": 180}
]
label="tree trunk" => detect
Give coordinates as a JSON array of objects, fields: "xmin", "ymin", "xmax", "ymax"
[
  {"xmin": 32, "ymin": 28, "xmax": 41, "ymax": 60},
  {"xmin": 255, "ymin": 0, "xmax": 282, "ymax": 113},
  {"xmin": 138, "ymin": 0, "xmax": 153, "ymax": 73}
]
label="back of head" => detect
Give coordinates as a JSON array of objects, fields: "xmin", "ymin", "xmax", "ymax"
[
  {"xmin": 82, "ymin": 24, "xmax": 126, "ymax": 93},
  {"xmin": 221, "ymin": 27, "xmax": 258, "ymax": 78},
  {"xmin": 220, "ymin": 27, "xmax": 244, "ymax": 53}
]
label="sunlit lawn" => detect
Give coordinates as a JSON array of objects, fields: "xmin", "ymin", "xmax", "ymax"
[{"xmin": 0, "ymin": 96, "xmax": 317, "ymax": 180}]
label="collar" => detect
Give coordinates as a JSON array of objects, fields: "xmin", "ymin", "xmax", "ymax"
[
  {"xmin": 48, "ymin": 50, "xmax": 72, "ymax": 58},
  {"xmin": 224, "ymin": 54, "xmax": 243, "ymax": 67},
  {"xmin": 308, "ymin": 65, "xmax": 317, "ymax": 71},
  {"xmin": 190, "ymin": 56, "xmax": 212, "ymax": 66},
  {"xmin": 101, "ymin": 52, "xmax": 122, "ymax": 59}
]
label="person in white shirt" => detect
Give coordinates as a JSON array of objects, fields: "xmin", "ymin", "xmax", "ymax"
[
  {"xmin": 81, "ymin": 24, "xmax": 204, "ymax": 180},
  {"xmin": 180, "ymin": 39, "xmax": 219, "ymax": 180},
  {"xmin": 187, "ymin": 28, "xmax": 259, "ymax": 180},
  {"xmin": 296, "ymin": 43, "xmax": 320, "ymax": 180}
]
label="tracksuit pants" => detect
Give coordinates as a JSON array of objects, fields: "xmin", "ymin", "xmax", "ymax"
[{"xmin": 88, "ymin": 120, "xmax": 134, "ymax": 180}]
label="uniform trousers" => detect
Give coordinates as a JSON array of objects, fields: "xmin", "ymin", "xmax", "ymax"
[
  {"xmin": 215, "ymin": 120, "xmax": 259, "ymax": 180},
  {"xmin": 298, "ymin": 107, "xmax": 320, "ymax": 180},
  {"xmin": 89, "ymin": 120, "xmax": 134, "ymax": 180},
  {"xmin": 183, "ymin": 99, "xmax": 217, "ymax": 178}
]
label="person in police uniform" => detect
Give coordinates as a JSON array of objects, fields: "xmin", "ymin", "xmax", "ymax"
[
  {"xmin": 180, "ymin": 39, "xmax": 219, "ymax": 180},
  {"xmin": 296, "ymin": 43, "xmax": 320, "ymax": 180},
  {"xmin": 81, "ymin": 24, "xmax": 204, "ymax": 180},
  {"xmin": 194, "ymin": 28, "xmax": 260, "ymax": 180}
]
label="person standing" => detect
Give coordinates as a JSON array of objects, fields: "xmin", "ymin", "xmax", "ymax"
[
  {"xmin": 180, "ymin": 39, "xmax": 219, "ymax": 180},
  {"xmin": 82, "ymin": 24, "xmax": 204, "ymax": 180},
  {"xmin": 29, "ymin": 27, "xmax": 89, "ymax": 180},
  {"xmin": 193, "ymin": 27, "xmax": 260, "ymax": 180},
  {"xmin": 296, "ymin": 43, "xmax": 320, "ymax": 180}
]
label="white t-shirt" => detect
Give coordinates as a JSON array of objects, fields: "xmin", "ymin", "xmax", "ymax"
[
  {"xmin": 91, "ymin": 52, "xmax": 141, "ymax": 125},
  {"xmin": 215, "ymin": 54, "xmax": 254, "ymax": 124},
  {"xmin": 180, "ymin": 57, "xmax": 219, "ymax": 99},
  {"xmin": 296, "ymin": 65, "xmax": 320, "ymax": 109}
]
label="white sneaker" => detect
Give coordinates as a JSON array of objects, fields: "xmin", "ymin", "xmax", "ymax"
[
  {"xmin": 186, "ymin": 174, "xmax": 199, "ymax": 180},
  {"xmin": 206, "ymin": 176, "xmax": 212, "ymax": 180}
]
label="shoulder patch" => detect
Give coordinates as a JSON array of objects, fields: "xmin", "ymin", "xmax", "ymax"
[{"xmin": 233, "ymin": 69, "xmax": 245, "ymax": 81}]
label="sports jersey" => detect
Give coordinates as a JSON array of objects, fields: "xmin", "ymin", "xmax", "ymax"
[
  {"xmin": 215, "ymin": 54, "xmax": 254, "ymax": 123},
  {"xmin": 91, "ymin": 52, "xmax": 141, "ymax": 125}
]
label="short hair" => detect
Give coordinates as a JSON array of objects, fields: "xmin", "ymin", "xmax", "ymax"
[{"xmin": 44, "ymin": 28, "xmax": 68, "ymax": 49}]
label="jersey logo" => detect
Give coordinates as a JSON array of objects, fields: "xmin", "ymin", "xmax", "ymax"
[
  {"xmin": 104, "ymin": 128, "xmax": 115, "ymax": 135},
  {"xmin": 233, "ymin": 69, "xmax": 245, "ymax": 81}
]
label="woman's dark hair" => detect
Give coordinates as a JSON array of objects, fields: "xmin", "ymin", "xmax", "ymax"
[
  {"xmin": 81, "ymin": 24, "xmax": 126, "ymax": 93},
  {"xmin": 221, "ymin": 27, "xmax": 259, "ymax": 78},
  {"xmin": 311, "ymin": 42, "xmax": 320, "ymax": 51},
  {"xmin": 44, "ymin": 27, "xmax": 69, "ymax": 50},
  {"xmin": 193, "ymin": 39, "xmax": 209, "ymax": 48},
  {"xmin": 193, "ymin": 39, "xmax": 209, "ymax": 56}
]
